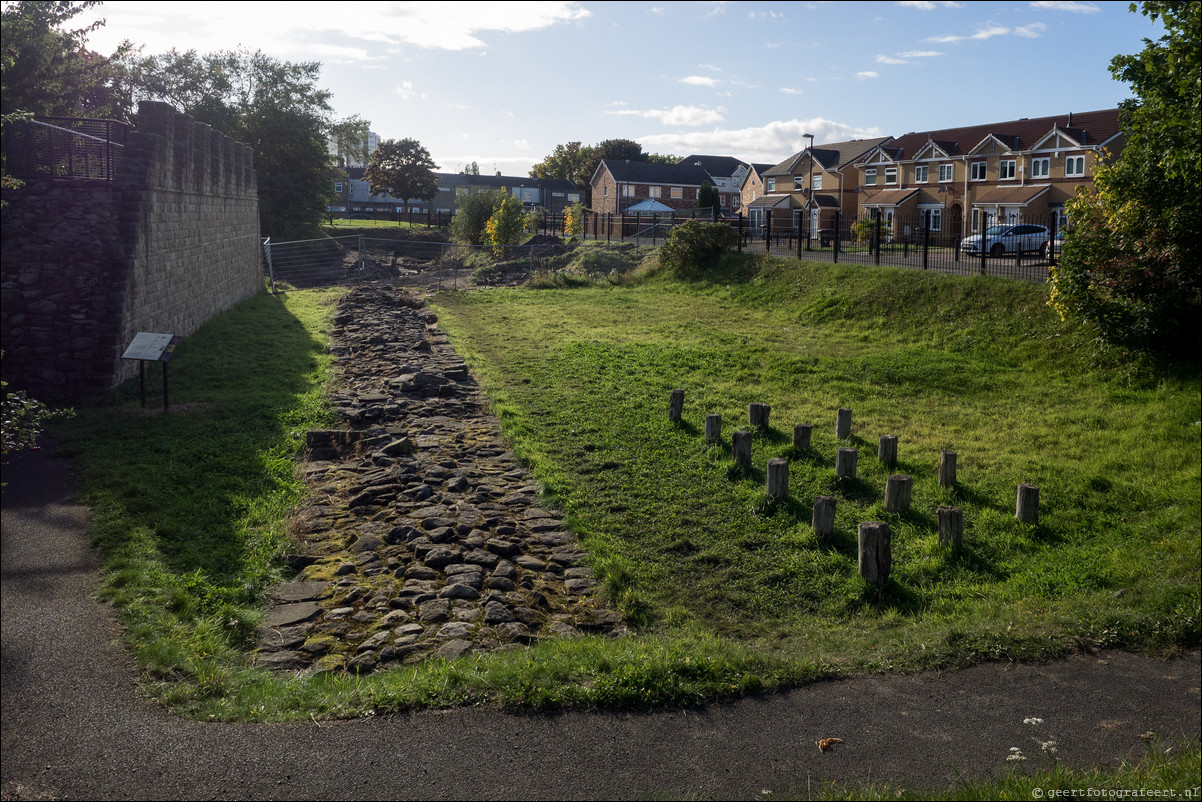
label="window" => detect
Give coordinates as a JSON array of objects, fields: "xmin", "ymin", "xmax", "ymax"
[
  {"xmin": 794, "ymin": 176, "xmax": 806, "ymax": 191},
  {"xmin": 568, "ymin": 193, "xmax": 580, "ymax": 202},
  {"xmin": 334, "ymin": 181, "xmax": 344, "ymax": 193},
  {"xmin": 938, "ymin": 163, "xmax": 953, "ymax": 182},
  {"xmin": 971, "ymin": 208, "xmax": 979, "ymax": 231},
  {"xmin": 1065, "ymin": 155, "xmax": 1086, "ymax": 177},
  {"xmin": 915, "ymin": 165, "xmax": 929, "ymax": 183},
  {"xmin": 999, "ymin": 160, "xmax": 1016, "ymax": 180},
  {"xmin": 971, "ymin": 162, "xmax": 987, "ymax": 181},
  {"xmin": 812, "ymin": 174, "xmax": 823, "ymax": 190},
  {"xmin": 921, "ymin": 207, "xmax": 942, "ymax": 231},
  {"xmin": 766, "ymin": 178, "xmax": 777, "ymax": 192},
  {"xmin": 885, "ymin": 167, "xmax": 897, "ymax": 185},
  {"xmin": 1031, "ymin": 158, "xmax": 1050, "ymax": 179},
  {"xmin": 865, "ymin": 168, "xmax": 877, "ymax": 185},
  {"xmin": 648, "ymin": 186, "xmax": 662, "ymax": 198},
  {"xmin": 670, "ymin": 186, "xmax": 683, "ymax": 199},
  {"xmin": 621, "ymin": 184, "xmax": 635, "ymax": 197}
]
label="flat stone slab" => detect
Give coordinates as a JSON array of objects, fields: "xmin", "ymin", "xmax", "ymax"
[
  {"xmin": 261, "ymin": 601, "xmax": 323, "ymax": 628},
  {"xmin": 272, "ymin": 580, "xmax": 331, "ymax": 603}
]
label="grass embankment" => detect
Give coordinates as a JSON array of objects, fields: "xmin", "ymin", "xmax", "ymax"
[{"xmin": 45, "ymin": 256, "xmax": 1199, "ymax": 738}]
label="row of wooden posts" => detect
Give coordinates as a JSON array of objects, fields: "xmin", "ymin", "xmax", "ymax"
[{"xmin": 668, "ymin": 390, "xmax": 1042, "ymax": 586}]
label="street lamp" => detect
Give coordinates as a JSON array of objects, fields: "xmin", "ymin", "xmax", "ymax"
[{"xmin": 803, "ymin": 133, "xmax": 815, "ymax": 189}]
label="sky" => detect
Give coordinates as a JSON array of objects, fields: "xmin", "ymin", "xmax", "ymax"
[{"xmin": 76, "ymin": 1, "xmax": 1164, "ymax": 177}]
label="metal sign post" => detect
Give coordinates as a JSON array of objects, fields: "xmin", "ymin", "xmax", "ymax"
[{"xmin": 121, "ymin": 332, "xmax": 181, "ymax": 410}]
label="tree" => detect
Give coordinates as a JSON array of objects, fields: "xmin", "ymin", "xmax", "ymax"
[
  {"xmin": 464, "ymin": 161, "xmax": 480, "ymax": 175},
  {"xmin": 698, "ymin": 181, "xmax": 721, "ymax": 218},
  {"xmin": 450, "ymin": 189, "xmax": 504, "ymax": 246},
  {"xmin": 1, "ymin": 1, "xmax": 127, "ymax": 120},
  {"xmin": 484, "ymin": 192, "xmax": 525, "ymax": 257},
  {"xmin": 329, "ymin": 114, "xmax": 371, "ymax": 167},
  {"xmin": 364, "ymin": 138, "xmax": 438, "ymax": 203},
  {"xmin": 1049, "ymin": 1, "xmax": 1200, "ymax": 356},
  {"xmin": 118, "ymin": 47, "xmax": 336, "ymax": 240},
  {"xmin": 531, "ymin": 138, "xmax": 654, "ymax": 207}
]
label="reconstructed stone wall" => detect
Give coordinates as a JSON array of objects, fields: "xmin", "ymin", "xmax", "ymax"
[{"xmin": 1, "ymin": 102, "xmax": 260, "ymax": 400}]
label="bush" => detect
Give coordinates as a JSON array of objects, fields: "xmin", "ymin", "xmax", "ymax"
[
  {"xmin": 657, "ymin": 220, "xmax": 740, "ymax": 276},
  {"xmin": 450, "ymin": 190, "xmax": 504, "ymax": 246}
]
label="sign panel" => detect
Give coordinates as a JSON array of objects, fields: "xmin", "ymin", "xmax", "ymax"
[{"xmin": 122, "ymin": 332, "xmax": 181, "ymax": 362}]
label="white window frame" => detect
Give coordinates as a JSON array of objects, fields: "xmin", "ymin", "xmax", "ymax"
[
  {"xmin": 914, "ymin": 165, "xmax": 929, "ymax": 183},
  {"xmin": 793, "ymin": 176, "xmax": 806, "ymax": 191},
  {"xmin": 766, "ymin": 178, "xmax": 777, "ymax": 193},
  {"xmin": 812, "ymin": 174, "xmax": 823, "ymax": 191},
  {"xmin": 938, "ymin": 163, "xmax": 954, "ymax": 183},
  {"xmin": 648, "ymin": 186, "xmax": 662, "ymax": 198},
  {"xmin": 970, "ymin": 161, "xmax": 987, "ymax": 181},
  {"xmin": 334, "ymin": 181, "xmax": 344, "ymax": 193},
  {"xmin": 999, "ymin": 160, "xmax": 1016, "ymax": 180},
  {"xmin": 885, "ymin": 167, "xmax": 898, "ymax": 185},
  {"xmin": 865, "ymin": 167, "xmax": 877, "ymax": 185},
  {"xmin": 920, "ymin": 205, "xmax": 942, "ymax": 231},
  {"xmin": 1065, "ymin": 155, "xmax": 1086, "ymax": 177},
  {"xmin": 621, "ymin": 184, "xmax": 635, "ymax": 197},
  {"xmin": 1031, "ymin": 157, "xmax": 1050, "ymax": 179},
  {"xmin": 670, "ymin": 186, "xmax": 684, "ymax": 199}
]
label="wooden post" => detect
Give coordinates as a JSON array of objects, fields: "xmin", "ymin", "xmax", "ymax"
[
  {"xmin": 939, "ymin": 450, "xmax": 957, "ymax": 487},
  {"xmin": 937, "ymin": 506, "xmax": 963, "ymax": 548},
  {"xmin": 766, "ymin": 458, "xmax": 789, "ymax": 500},
  {"xmin": 749, "ymin": 402, "xmax": 771, "ymax": 428},
  {"xmin": 1016, "ymin": 483, "xmax": 1039, "ymax": 524},
  {"xmin": 812, "ymin": 496, "xmax": 836, "ymax": 543},
  {"xmin": 836, "ymin": 407, "xmax": 852, "ymax": 439},
  {"xmin": 704, "ymin": 413, "xmax": 722, "ymax": 443},
  {"xmin": 835, "ymin": 447, "xmax": 858, "ymax": 480},
  {"xmin": 668, "ymin": 389, "xmax": 684, "ymax": 423},
  {"xmin": 878, "ymin": 435, "xmax": 898, "ymax": 466},
  {"xmin": 793, "ymin": 423, "xmax": 813, "ymax": 451},
  {"xmin": 732, "ymin": 430, "xmax": 752, "ymax": 467},
  {"xmin": 858, "ymin": 522, "xmax": 892, "ymax": 585},
  {"xmin": 884, "ymin": 474, "xmax": 912, "ymax": 513}
]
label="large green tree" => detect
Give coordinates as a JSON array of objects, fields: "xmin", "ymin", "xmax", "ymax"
[
  {"xmin": 530, "ymin": 138, "xmax": 655, "ymax": 207},
  {"xmin": 1050, "ymin": 1, "xmax": 1200, "ymax": 356},
  {"xmin": 363, "ymin": 137, "xmax": 438, "ymax": 202},
  {"xmin": 119, "ymin": 47, "xmax": 336, "ymax": 240}
]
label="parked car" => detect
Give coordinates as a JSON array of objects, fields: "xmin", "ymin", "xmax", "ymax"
[
  {"xmin": 961, "ymin": 224, "xmax": 1050, "ymax": 257},
  {"xmin": 1045, "ymin": 230, "xmax": 1067, "ymax": 258}
]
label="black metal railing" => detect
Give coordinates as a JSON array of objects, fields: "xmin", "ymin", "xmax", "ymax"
[{"xmin": 2, "ymin": 117, "xmax": 129, "ymax": 181}]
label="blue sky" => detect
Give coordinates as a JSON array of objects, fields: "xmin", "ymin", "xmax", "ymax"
[{"xmin": 78, "ymin": 1, "xmax": 1163, "ymax": 175}]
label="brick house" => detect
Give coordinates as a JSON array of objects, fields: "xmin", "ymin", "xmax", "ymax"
[
  {"xmin": 736, "ymin": 163, "xmax": 778, "ymax": 216},
  {"xmin": 590, "ymin": 159, "xmax": 714, "ymax": 215},
  {"xmin": 746, "ymin": 137, "xmax": 893, "ymax": 234},
  {"xmin": 850, "ymin": 108, "xmax": 1124, "ymax": 240}
]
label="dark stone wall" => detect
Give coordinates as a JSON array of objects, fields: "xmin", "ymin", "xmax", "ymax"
[{"xmin": 1, "ymin": 102, "xmax": 261, "ymax": 401}]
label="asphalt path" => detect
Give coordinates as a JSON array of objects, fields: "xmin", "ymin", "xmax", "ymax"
[{"xmin": 2, "ymin": 444, "xmax": 1198, "ymax": 801}]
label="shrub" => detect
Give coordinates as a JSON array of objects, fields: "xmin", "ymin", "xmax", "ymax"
[
  {"xmin": 450, "ymin": 190, "xmax": 504, "ymax": 246},
  {"xmin": 657, "ymin": 220, "xmax": 740, "ymax": 276}
]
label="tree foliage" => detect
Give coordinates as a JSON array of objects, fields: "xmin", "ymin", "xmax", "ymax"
[
  {"xmin": 530, "ymin": 138, "xmax": 658, "ymax": 205},
  {"xmin": 363, "ymin": 138, "xmax": 438, "ymax": 202},
  {"xmin": 118, "ymin": 47, "xmax": 336, "ymax": 240},
  {"xmin": 1049, "ymin": 1, "xmax": 1200, "ymax": 356},
  {"xmin": 329, "ymin": 114, "xmax": 371, "ymax": 168},
  {"xmin": 450, "ymin": 189, "xmax": 504, "ymax": 246},
  {"xmin": 698, "ymin": 181, "xmax": 721, "ymax": 218},
  {"xmin": 563, "ymin": 201, "xmax": 586, "ymax": 240},
  {"xmin": 1, "ymin": 1, "xmax": 127, "ymax": 119},
  {"xmin": 484, "ymin": 193, "xmax": 525, "ymax": 257}
]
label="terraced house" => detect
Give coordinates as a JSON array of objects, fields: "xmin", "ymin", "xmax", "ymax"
[
  {"xmin": 851, "ymin": 108, "xmax": 1123, "ymax": 241},
  {"xmin": 747, "ymin": 137, "xmax": 893, "ymax": 236}
]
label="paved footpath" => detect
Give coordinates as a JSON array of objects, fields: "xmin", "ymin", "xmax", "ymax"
[{"xmin": 2, "ymin": 444, "xmax": 1198, "ymax": 801}]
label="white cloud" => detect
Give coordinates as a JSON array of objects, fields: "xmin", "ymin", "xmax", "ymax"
[
  {"xmin": 704, "ymin": 2, "xmax": 729, "ymax": 17},
  {"xmin": 636, "ymin": 118, "xmax": 887, "ymax": 166},
  {"xmin": 856, "ymin": 71, "xmax": 880, "ymax": 80},
  {"xmin": 780, "ymin": 87, "xmax": 804, "ymax": 95},
  {"xmin": 898, "ymin": 50, "xmax": 945, "ymax": 58},
  {"xmin": 681, "ymin": 75, "xmax": 721, "ymax": 87},
  {"xmin": 749, "ymin": 10, "xmax": 786, "ymax": 20},
  {"xmin": 927, "ymin": 23, "xmax": 1015, "ymax": 43},
  {"xmin": 876, "ymin": 54, "xmax": 908, "ymax": 65},
  {"xmin": 608, "ymin": 105, "xmax": 727, "ymax": 126},
  {"xmin": 1014, "ymin": 22, "xmax": 1049, "ymax": 37},
  {"xmin": 1029, "ymin": 1, "xmax": 1100, "ymax": 12},
  {"xmin": 898, "ymin": 1, "xmax": 964, "ymax": 9},
  {"xmin": 395, "ymin": 81, "xmax": 426, "ymax": 100}
]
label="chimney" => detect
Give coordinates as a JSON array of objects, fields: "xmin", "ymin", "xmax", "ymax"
[{"xmin": 496, "ymin": 170, "xmax": 502, "ymax": 177}]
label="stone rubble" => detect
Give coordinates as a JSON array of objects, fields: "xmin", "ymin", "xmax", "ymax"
[{"xmin": 255, "ymin": 283, "xmax": 625, "ymax": 674}]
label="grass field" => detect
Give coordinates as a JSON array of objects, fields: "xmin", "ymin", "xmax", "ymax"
[{"xmin": 42, "ymin": 253, "xmax": 1199, "ymax": 730}]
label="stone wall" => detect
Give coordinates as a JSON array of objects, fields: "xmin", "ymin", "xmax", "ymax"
[{"xmin": 1, "ymin": 102, "xmax": 260, "ymax": 400}]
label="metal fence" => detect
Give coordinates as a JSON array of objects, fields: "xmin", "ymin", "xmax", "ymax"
[{"xmin": 2, "ymin": 117, "xmax": 128, "ymax": 181}]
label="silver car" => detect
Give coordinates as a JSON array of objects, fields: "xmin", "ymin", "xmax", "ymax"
[{"xmin": 962, "ymin": 224, "xmax": 1050, "ymax": 257}]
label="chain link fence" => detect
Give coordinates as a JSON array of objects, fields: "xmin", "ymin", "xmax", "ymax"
[{"xmin": 2, "ymin": 117, "xmax": 128, "ymax": 181}]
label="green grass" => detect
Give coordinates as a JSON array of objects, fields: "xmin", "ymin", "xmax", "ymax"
[{"xmin": 42, "ymin": 250, "xmax": 1199, "ymax": 783}]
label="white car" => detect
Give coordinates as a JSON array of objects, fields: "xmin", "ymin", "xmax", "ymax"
[{"xmin": 961, "ymin": 224, "xmax": 1050, "ymax": 257}]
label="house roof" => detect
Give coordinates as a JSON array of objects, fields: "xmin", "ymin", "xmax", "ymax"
[
  {"xmin": 971, "ymin": 185, "xmax": 1051, "ymax": 207},
  {"xmin": 867, "ymin": 108, "xmax": 1121, "ymax": 163},
  {"xmin": 746, "ymin": 193, "xmax": 803, "ymax": 210},
  {"xmin": 594, "ymin": 159, "xmax": 713, "ymax": 186},
  {"xmin": 765, "ymin": 137, "xmax": 894, "ymax": 177},
  {"xmin": 678, "ymin": 155, "xmax": 748, "ymax": 177},
  {"xmin": 860, "ymin": 188, "xmax": 920, "ymax": 207}
]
